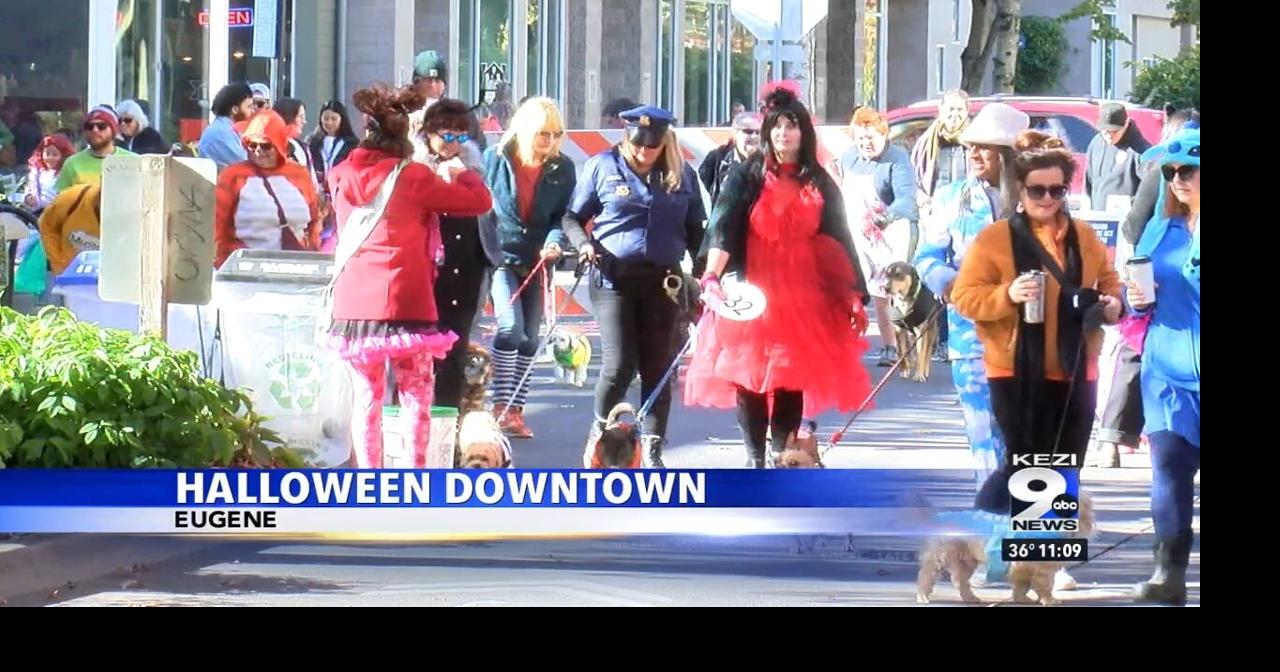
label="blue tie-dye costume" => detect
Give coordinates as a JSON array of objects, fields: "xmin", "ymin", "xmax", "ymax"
[{"xmin": 915, "ymin": 177, "xmax": 1008, "ymax": 486}]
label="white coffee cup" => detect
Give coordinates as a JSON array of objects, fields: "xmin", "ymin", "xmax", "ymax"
[{"xmin": 1126, "ymin": 256, "xmax": 1155, "ymax": 303}]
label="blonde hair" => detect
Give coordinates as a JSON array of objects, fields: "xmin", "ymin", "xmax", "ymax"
[
  {"xmin": 620, "ymin": 129, "xmax": 684, "ymax": 192},
  {"xmin": 499, "ymin": 96, "xmax": 565, "ymax": 166}
]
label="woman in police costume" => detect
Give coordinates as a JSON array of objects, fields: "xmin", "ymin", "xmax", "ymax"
[{"xmin": 561, "ymin": 105, "xmax": 706, "ymax": 468}]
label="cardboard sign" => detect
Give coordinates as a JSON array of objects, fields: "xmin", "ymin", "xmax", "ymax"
[{"xmin": 100, "ymin": 155, "xmax": 216, "ymax": 307}]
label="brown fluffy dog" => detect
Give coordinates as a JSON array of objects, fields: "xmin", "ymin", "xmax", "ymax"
[
  {"xmin": 582, "ymin": 403, "xmax": 643, "ymax": 469},
  {"xmin": 461, "ymin": 344, "xmax": 493, "ymax": 415},
  {"xmin": 456, "ymin": 411, "xmax": 512, "ymax": 469},
  {"xmin": 773, "ymin": 421, "xmax": 823, "ymax": 468},
  {"xmin": 916, "ymin": 493, "xmax": 1096, "ymax": 606}
]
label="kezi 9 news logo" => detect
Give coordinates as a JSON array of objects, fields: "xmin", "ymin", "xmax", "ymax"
[{"xmin": 1009, "ymin": 454, "xmax": 1080, "ymax": 532}]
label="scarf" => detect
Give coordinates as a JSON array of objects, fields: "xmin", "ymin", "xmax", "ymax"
[{"xmin": 911, "ymin": 117, "xmax": 970, "ymax": 196}]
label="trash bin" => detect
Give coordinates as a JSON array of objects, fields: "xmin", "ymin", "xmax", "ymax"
[
  {"xmin": 212, "ymin": 249, "xmax": 352, "ymax": 468},
  {"xmin": 49, "ymin": 251, "xmax": 214, "ymax": 353}
]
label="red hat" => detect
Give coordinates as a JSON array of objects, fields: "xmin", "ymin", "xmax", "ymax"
[{"xmin": 84, "ymin": 105, "xmax": 120, "ymax": 135}]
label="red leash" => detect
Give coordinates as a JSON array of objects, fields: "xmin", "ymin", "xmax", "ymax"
[{"xmin": 507, "ymin": 256, "xmax": 549, "ymax": 307}]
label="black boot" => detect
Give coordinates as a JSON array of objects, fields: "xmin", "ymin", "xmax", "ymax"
[
  {"xmin": 643, "ymin": 436, "xmax": 666, "ymax": 469},
  {"xmin": 1134, "ymin": 530, "xmax": 1192, "ymax": 605}
]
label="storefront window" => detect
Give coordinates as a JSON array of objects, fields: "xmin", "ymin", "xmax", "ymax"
[
  {"xmin": 117, "ymin": 0, "xmax": 158, "ymax": 110},
  {"xmin": 526, "ymin": 0, "xmax": 562, "ymax": 103},
  {"xmin": 457, "ymin": 0, "xmax": 476, "ymax": 106},
  {"xmin": 226, "ymin": 1, "xmax": 292, "ymax": 99},
  {"xmin": 161, "ymin": 0, "xmax": 208, "ymax": 144},
  {"xmin": 478, "ymin": 0, "xmax": 513, "ymax": 124},
  {"xmin": 0, "ymin": 0, "xmax": 90, "ymax": 166},
  {"xmin": 729, "ymin": 16, "xmax": 755, "ymax": 115},
  {"xmin": 682, "ymin": 1, "xmax": 710, "ymax": 126},
  {"xmin": 657, "ymin": 0, "xmax": 675, "ymax": 112}
]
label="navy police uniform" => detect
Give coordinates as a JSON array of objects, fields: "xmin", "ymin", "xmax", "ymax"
[{"xmin": 561, "ymin": 106, "xmax": 706, "ymax": 467}]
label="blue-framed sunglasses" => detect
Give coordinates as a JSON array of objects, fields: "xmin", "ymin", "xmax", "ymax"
[{"xmin": 439, "ymin": 132, "xmax": 470, "ymax": 144}]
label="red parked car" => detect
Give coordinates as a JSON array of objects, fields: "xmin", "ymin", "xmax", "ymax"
[{"xmin": 885, "ymin": 96, "xmax": 1165, "ymax": 193}]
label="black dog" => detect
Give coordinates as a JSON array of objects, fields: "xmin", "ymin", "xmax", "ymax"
[{"xmin": 884, "ymin": 262, "xmax": 942, "ymax": 382}]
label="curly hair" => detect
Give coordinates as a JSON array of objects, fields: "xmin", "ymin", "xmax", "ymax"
[
  {"xmin": 422, "ymin": 98, "xmax": 472, "ymax": 136},
  {"xmin": 1012, "ymin": 130, "xmax": 1076, "ymax": 185},
  {"xmin": 850, "ymin": 106, "xmax": 889, "ymax": 136},
  {"xmin": 352, "ymin": 83, "xmax": 427, "ymax": 158}
]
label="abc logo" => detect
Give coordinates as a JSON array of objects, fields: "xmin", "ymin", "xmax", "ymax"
[{"xmin": 1051, "ymin": 493, "xmax": 1079, "ymax": 518}]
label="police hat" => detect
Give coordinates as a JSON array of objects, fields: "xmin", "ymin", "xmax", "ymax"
[{"xmin": 620, "ymin": 105, "xmax": 675, "ymax": 148}]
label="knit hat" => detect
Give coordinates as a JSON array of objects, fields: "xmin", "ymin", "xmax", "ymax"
[{"xmin": 84, "ymin": 105, "xmax": 120, "ymax": 135}]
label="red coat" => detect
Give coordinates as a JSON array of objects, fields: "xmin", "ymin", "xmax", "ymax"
[{"xmin": 328, "ymin": 148, "xmax": 492, "ymax": 322}]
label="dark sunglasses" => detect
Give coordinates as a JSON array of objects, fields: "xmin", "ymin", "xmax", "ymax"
[
  {"xmin": 438, "ymin": 132, "xmax": 470, "ymax": 144},
  {"xmin": 254, "ymin": 99, "xmax": 269, "ymax": 109},
  {"xmin": 1161, "ymin": 164, "xmax": 1198, "ymax": 182},
  {"xmin": 1025, "ymin": 184, "xmax": 1069, "ymax": 201},
  {"xmin": 246, "ymin": 142, "xmax": 273, "ymax": 153},
  {"xmin": 120, "ymin": 117, "xmax": 136, "ymax": 124},
  {"xmin": 84, "ymin": 122, "xmax": 111, "ymax": 132},
  {"xmin": 628, "ymin": 138, "xmax": 663, "ymax": 150},
  {"xmin": 737, "ymin": 128, "xmax": 760, "ymax": 135}
]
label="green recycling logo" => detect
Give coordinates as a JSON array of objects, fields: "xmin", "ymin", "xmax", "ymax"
[{"xmin": 266, "ymin": 352, "xmax": 323, "ymax": 411}]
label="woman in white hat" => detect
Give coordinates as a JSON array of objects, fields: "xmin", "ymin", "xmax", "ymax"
[{"xmin": 914, "ymin": 102, "xmax": 1028, "ymax": 488}]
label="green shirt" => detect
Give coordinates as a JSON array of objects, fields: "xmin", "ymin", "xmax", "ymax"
[{"xmin": 54, "ymin": 147, "xmax": 136, "ymax": 194}]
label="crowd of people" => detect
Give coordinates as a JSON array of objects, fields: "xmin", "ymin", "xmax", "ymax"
[{"xmin": 6, "ymin": 49, "xmax": 1198, "ymax": 604}]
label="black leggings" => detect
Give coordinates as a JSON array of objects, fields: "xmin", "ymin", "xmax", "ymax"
[
  {"xmin": 736, "ymin": 388, "xmax": 804, "ymax": 465},
  {"xmin": 975, "ymin": 377, "xmax": 1097, "ymax": 513},
  {"xmin": 589, "ymin": 274, "xmax": 682, "ymax": 438}
]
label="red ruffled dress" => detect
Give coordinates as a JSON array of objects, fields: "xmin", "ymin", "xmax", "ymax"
[{"xmin": 684, "ymin": 164, "xmax": 873, "ymax": 413}]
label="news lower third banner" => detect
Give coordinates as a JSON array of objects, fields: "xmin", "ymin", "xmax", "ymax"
[{"xmin": 0, "ymin": 469, "xmax": 998, "ymax": 537}]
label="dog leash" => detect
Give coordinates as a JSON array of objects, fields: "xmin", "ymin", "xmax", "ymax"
[
  {"xmin": 637, "ymin": 325, "xmax": 696, "ymax": 422},
  {"xmin": 506, "ymin": 256, "xmax": 549, "ymax": 307},
  {"xmin": 821, "ymin": 302, "xmax": 942, "ymax": 457},
  {"xmin": 495, "ymin": 264, "xmax": 587, "ymax": 425}
]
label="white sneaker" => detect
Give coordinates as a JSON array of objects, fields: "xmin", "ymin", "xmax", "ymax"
[{"xmin": 1054, "ymin": 568, "xmax": 1078, "ymax": 592}]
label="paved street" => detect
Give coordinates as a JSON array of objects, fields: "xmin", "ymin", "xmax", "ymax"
[{"xmin": 2, "ymin": 315, "xmax": 1199, "ymax": 607}]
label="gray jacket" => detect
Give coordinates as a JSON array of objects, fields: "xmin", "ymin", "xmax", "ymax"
[{"xmin": 1085, "ymin": 125, "xmax": 1152, "ymax": 211}]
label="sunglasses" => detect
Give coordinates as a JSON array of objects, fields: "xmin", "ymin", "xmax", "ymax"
[
  {"xmin": 84, "ymin": 122, "xmax": 111, "ymax": 132},
  {"xmin": 120, "ymin": 117, "xmax": 136, "ymax": 124},
  {"xmin": 1161, "ymin": 164, "xmax": 1198, "ymax": 182},
  {"xmin": 438, "ymin": 132, "xmax": 470, "ymax": 144},
  {"xmin": 1025, "ymin": 184, "xmax": 1069, "ymax": 201},
  {"xmin": 738, "ymin": 128, "xmax": 760, "ymax": 136},
  {"xmin": 254, "ymin": 100, "xmax": 269, "ymax": 109},
  {"xmin": 537, "ymin": 130, "xmax": 565, "ymax": 140},
  {"xmin": 246, "ymin": 142, "xmax": 273, "ymax": 153}
]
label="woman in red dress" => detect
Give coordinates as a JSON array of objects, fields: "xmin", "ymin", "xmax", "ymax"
[{"xmin": 686, "ymin": 85, "xmax": 874, "ymax": 468}]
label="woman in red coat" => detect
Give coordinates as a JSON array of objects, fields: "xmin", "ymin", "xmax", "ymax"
[{"xmin": 323, "ymin": 84, "xmax": 493, "ymax": 468}]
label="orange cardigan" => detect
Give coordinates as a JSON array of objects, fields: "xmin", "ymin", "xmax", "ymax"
[{"xmin": 951, "ymin": 216, "xmax": 1122, "ymax": 381}]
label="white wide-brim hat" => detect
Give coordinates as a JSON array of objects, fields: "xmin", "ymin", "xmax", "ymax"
[{"xmin": 958, "ymin": 103, "xmax": 1030, "ymax": 148}]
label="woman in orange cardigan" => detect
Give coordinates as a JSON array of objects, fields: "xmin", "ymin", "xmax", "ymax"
[
  {"xmin": 214, "ymin": 110, "xmax": 321, "ymax": 268},
  {"xmin": 952, "ymin": 131, "xmax": 1123, "ymax": 514}
]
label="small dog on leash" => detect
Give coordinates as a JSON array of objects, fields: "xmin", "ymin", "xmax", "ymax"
[
  {"xmin": 456, "ymin": 411, "xmax": 512, "ymax": 469},
  {"xmin": 884, "ymin": 261, "xmax": 941, "ymax": 383},
  {"xmin": 582, "ymin": 403, "xmax": 643, "ymax": 469},
  {"xmin": 916, "ymin": 494, "xmax": 1096, "ymax": 605},
  {"xmin": 461, "ymin": 344, "xmax": 493, "ymax": 414},
  {"xmin": 550, "ymin": 327, "xmax": 592, "ymax": 387},
  {"xmin": 773, "ymin": 421, "xmax": 823, "ymax": 468}
]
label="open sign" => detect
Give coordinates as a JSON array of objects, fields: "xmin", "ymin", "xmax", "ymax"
[{"xmin": 197, "ymin": 8, "xmax": 255, "ymax": 28}]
